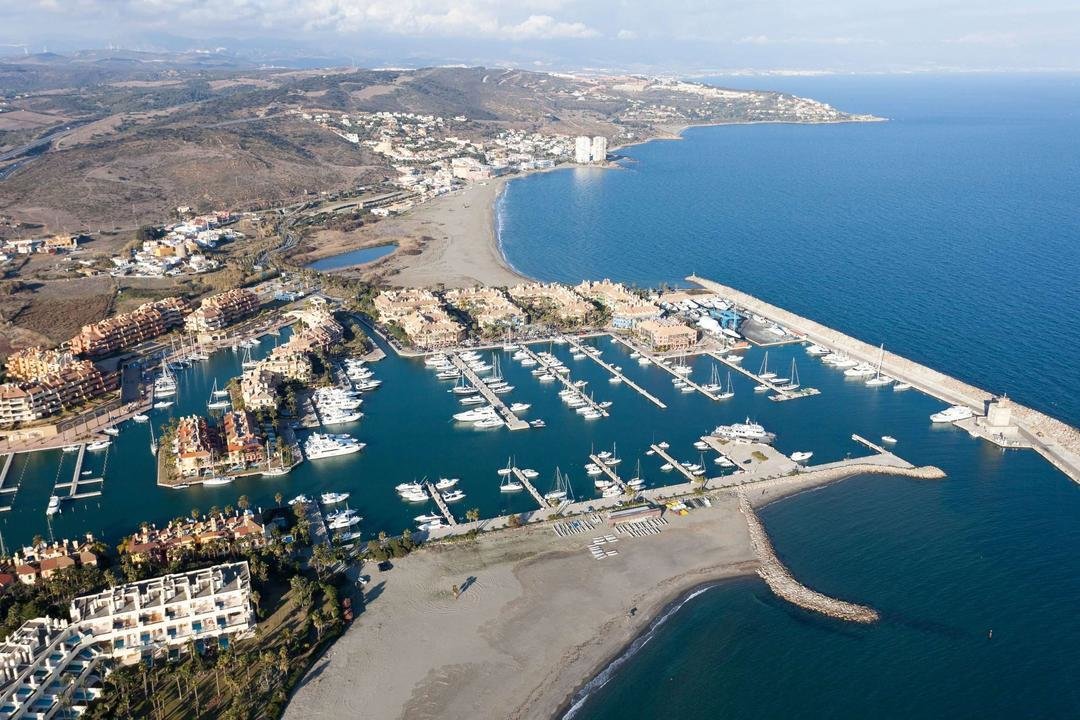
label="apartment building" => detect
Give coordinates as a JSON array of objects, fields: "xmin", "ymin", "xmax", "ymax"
[
  {"xmin": 508, "ymin": 283, "xmax": 595, "ymax": 326},
  {"xmin": 70, "ymin": 297, "xmax": 190, "ymax": 357},
  {"xmin": 575, "ymin": 280, "xmax": 659, "ymax": 328},
  {"xmin": 185, "ymin": 289, "xmax": 260, "ymax": 334},
  {"xmin": 374, "ymin": 289, "xmax": 464, "ymax": 349},
  {"xmin": 221, "ymin": 410, "xmax": 264, "ymax": 467},
  {"xmin": 635, "ymin": 318, "xmax": 698, "ymax": 352},
  {"xmin": 174, "ymin": 415, "xmax": 219, "ymax": 478},
  {"xmin": 0, "ymin": 617, "xmax": 105, "ymax": 719},
  {"xmin": 9, "ymin": 537, "xmax": 100, "ymax": 586},
  {"xmin": 444, "ymin": 287, "xmax": 525, "ymax": 332},
  {"xmin": 68, "ymin": 562, "xmax": 255, "ymax": 664},
  {"xmin": 122, "ymin": 514, "xmax": 268, "ymax": 565},
  {"xmin": 0, "ymin": 360, "xmax": 109, "ymax": 426}
]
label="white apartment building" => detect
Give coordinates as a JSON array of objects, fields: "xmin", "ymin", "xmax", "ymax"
[
  {"xmin": 68, "ymin": 562, "xmax": 254, "ymax": 664},
  {"xmin": 591, "ymin": 136, "xmax": 608, "ymax": 163},
  {"xmin": 574, "ymin": 135, "xmax": 593, "ymax": 164},
  {"xmin": 0, "ymin": 617, "xmax": 105, "ymax": 719}
]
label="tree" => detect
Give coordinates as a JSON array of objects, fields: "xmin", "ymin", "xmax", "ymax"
[
  {"xmin": 465, "ymin": 508, "xmax": 480, "ymax": 524},
  {"xmin": 274, "ymin": 492, "xmax": 284, "ymax": 507},
  {"xmin": 507, "ymin": 514, "xmax": 522, "ymax": 528},
  {"xmin": 191, "ymin": 508, "xmax": 201, "ymax": 521},
  {"xmin": 452, "ymin": 584, "xmax": 460, "ymax": 599},
  {"xmin": 238, "ymin": 495, "xmax": 250, "ymax": 513}
]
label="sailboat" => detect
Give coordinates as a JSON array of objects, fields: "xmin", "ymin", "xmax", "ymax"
[
  {"xmin": 865, "ymin": 344, "xmax": 893, "ymax": 386},
  {"xmin": 500, "ymin": 471, "xmax": 524, "ymax": 492},
  {"xmin": 716, "ymin": 371, "xmax": 735, "ymax": 400},
  {"xmin": 702, "ymin": 363, "xmax": 723, "ymax": 393},
  {"xmin": 153, "ymin": 358, "xmax": 177, "ymax": 398},
  {"xmin": 502, "ymin": 327, "xmax": 518, "ymax": 352},
  {"xmin": 779, "ymin": 359, "xmax": 801, "ymax": 390},
  {"xmin": 149, "ymin": 423, "xmax": 158, "ymax": 456},
  {"xmin": 758, "ymin": 351, "xmax": 776, "ymax": 380},
  {"xmin": 263, "ymin": 439, "xmax": 292, "ymax": 476},
  {"xmin": 627, "ymin": 459, "xmax": 645, "ymax": 489},
  {"xmin": 241, "ymin": 346, "xmax": 258, "ymax": 370},
  {"xmin": 207, "ymin": 379, "xmax": 231, "ymax": 410},
  {"xmin": 544, "ymin": 467, "xmax": 572, "ymax": 503}
]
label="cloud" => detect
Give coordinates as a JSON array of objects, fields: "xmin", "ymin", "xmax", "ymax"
[
  {"xmin": 736, "ymin": 33, "xmax": 878, "ymax": 46},
  {"xmin": 27, "ymin": 0, "xmax": 599, "ymax": 41},
  {"xmin": 616, "ymin": 29, "xmax": 638, "ymax": 40},
  {"xmin": 948, "ymin": 32, "xmax": 1018, "ymax": 46}
]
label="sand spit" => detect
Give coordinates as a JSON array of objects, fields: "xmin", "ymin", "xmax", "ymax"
[{"xmin": 738, "ymin": 492, "xmax": 880, "ymax": 624}]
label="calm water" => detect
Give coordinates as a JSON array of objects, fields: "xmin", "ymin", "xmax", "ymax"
[
  {"xmin": 306, "ymin": 243, "xmax": 397, "ymax": 272},
  {"xmin": 495, "ymin": 75, "xmax": 1080, "ymax": 718}
]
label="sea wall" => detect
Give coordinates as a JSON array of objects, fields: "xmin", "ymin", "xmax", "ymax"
[
  {"xmin": 689, "ymin": 276, "xmax": 1080, "ymax": 484},
  {"xmin": 737, "ymin": 462, "xmax": 946, "ymax": 506},
  {"xmin": 737, "ymin": 493, "xmax": 880, "ymax": 624}
]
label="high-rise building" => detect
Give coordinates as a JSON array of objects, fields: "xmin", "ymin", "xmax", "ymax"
[
  {"xmin": 574, "ymin": 135, "xmax": 592, "ymax": 164},
  {"xmin": 591, "ymin": 136, "xmax": 608, "ymax": 163}
]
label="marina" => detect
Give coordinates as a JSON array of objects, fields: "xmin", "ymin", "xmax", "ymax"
[
  {"xmin": 567, "ymin": 336, "xmax": 666, "ymax": 409},
  {"xmin": 516, "ymin": 344, "xmax": 610, "ymax": 418},
  {"xmin": 447, "ymin": 353, "xmax": 530, "ymax": 431},
  {"xmin": 705, "ymin": 350, "xmax": 820, "ymax": 401},
  {"xmin": 424, "ymin": 480, "xmax": 459, "ymax": 527}
]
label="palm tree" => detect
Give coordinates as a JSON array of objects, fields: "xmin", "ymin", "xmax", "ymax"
[
  {"xmin": 238, "ymin": 495, "xmax": 250, "ymax": 513},
  {"xmin": 465, "ymin": 508, "xmax": 480, "ymax": 524},
  {"xmin": 274, "ymin": 491, "xmax": 284, "ymax": 507}
]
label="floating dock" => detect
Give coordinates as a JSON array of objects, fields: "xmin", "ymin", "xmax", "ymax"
[
  {"xmin": 449, "ymin": 354, "xmax": 530, "ymax": 431},
  {"xmin": 53, "ymin": 444, "xmax": 105, "ymax": 502},
  {"xmin": 425, "ymin": 480, "xmax": 459, "ymax": 526},
  {"xmin": 588, "ymin": 454, "xmax": 627, "ymax": 492},
  {"xmin": 0, "ymin": 454, "xmax": 14, "ymax": 494},
  {"xmin": 649, "ymin": 443, "xmax": 699, "ymax": 483},
  {"xmin": 612, "ymin": 338, "xmax": 719, "ymax": 401},
  {"xmin": 704, "ymin": 351, "xmax": 820, "ymax": 402},
  {"xmin": 565, "ymin": 337, "xmax": 666, "ymax": 409},
  {"xmin": 518, "ymin": 345, "xmax": 610, "ymax": 418},
  {"xmin": 511, "ymin": 467, "xmax": 547, "ymax": 508}
]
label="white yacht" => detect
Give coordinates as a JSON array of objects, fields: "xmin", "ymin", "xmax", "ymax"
[
  {"xmin": 102, "ymin": 427, "xmax": 120, "ymax": 436},
  {"xmin": 435, "ymin": 477, "xmax": 460, "ymax": 490},
  {"xmin": 304, "ymin": 433, "xmax": 364, "ymax": 460},
  {"xmin": 881, "ymin": 435, "xmax": 898, "ymax": 444},
  {"xmin": 153, "ymin": 400, "xmax": 174, "ymax": 410},
  {"xmin": 153, "ymin": 359, "xmax": 177, "ymax": 398},
  {"xmin": 441, "ymin": 489, "xmax": 466, "ymax": 503},
  {"xmin": 713, "ymin": 418, "xmax": 769, "ymax": 441},
  {"xmin": 288, "ymin": 494, "xmax": 310, "ymax": 506},
  {"xmin": 930, "ymin": 405, "xmax": 974, "ymax": 423},
  {"xmin": 396, "ymin": 481, "xmax": 424, "ymax": 494},
  {"xmin": 132, "ymin": 413, "xmax": 149, "ymax": 423},
  {"xmin": 844, "ymin": 362, "xmax": 876, "ymax": 377},
  {"xmin": 790, "ymin": 451, "xmax": 814, "ymax": 463},
  {"xmin": 46, "ymin": 495, "xmax": 61, "ymax": 516},
  {"xmin": 320, "ymin": 409, "xmax": 364, "ymax": 426},
  {"xmin": 321, "ymin": 492, "xmax": 350, "ymax": 504},
  {"xmin": 454, "ymin": 406, "xmax": 496, "ymax": 422},
  {"xmin": 474, "ymin": 417, "xmax": 504, "ymax": 428},
  {"xmin": 805, "ymin": 344, "xmax": 830, "ymax": 355},
  {"xmin": 86, "ymin": 439, "xmax": 111, "ymax": 451}
]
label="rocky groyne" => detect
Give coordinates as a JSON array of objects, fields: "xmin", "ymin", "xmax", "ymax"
[{"xmin": 738, "ymin": 493, "xmax": 880, "ymax": 624}]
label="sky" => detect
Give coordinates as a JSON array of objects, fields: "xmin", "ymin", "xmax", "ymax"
[{"xmin": 2, "ymin": 0, "xmax": 1079, "ymax": 73}]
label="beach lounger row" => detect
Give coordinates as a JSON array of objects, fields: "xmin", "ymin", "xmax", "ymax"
[
  {"xmin": 553, "ymin": 518, "xmax": 595, "ymax": 537},
  {"xmin": 614, "ymin": 517, "xmax": 668, "ymax": 537}
]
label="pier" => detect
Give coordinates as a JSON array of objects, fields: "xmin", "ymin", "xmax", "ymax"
[
  {"xmin": 688, "ymin": 274, "xmax": 1080, "ymax": 484},
  {"xmin": 588, "ymin": 454, "xmax": 627, "ymax": 492},
  {"xmin": 510, "ymin": 467, "xmax": 547, "ymax": 508},
  {"xmin": 649, "ymin": 443, "xmax": 699, "ymax": 483},
  {"xmin": 303, "ymin": 501, "xmax": 331, "ymax": 546},
  {"xmin": 518, "ymin": 345, "xmax": 610, "ymax": 417},
  {"xmin": 612, "ymin": 338, "xmax": 718, "ymax": 401},
  {"xmin": 53, "ymin": 444, "xmax": 105, "ymax": 502},
  {"xmin": 704, "ymin": 351, "xmax": 819, "ymax": 402},
  {"xmin": 565, "ymin": 337, "xmax": 667, "ymax": 409},
  {"xmin": 0, "ymin": 454, "xmax": 13, "ymax": 494},
  {"xmin": 425, "ymin": 480, "xmax": 459, "ymax": 526},
  {"xmin": 449, "ymin": 354, "xmax": 530, "ymax": 431}
]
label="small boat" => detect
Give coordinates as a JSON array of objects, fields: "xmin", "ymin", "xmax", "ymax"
[
  {"xmin": 81, "ymin": 470, "xmax": 93, "ymax": 476},
  {"xmin": 530, "ymin": 419, "xmax": 546, "ymax": 428},
  {"xmin": 86, "ymin": 440, "xmax": 111, "ymax": 451},
  {"xmin": 658, "ymin": 441, "xmax": 670, "ymax": 449},
  {"xmin": 202, "ymin": 476, "xmax": 233, "ymax": 486},
  {"xmin": 881, "ymin": 435, "xmax": 898, "ymax": 444},
  {"xmin": 102, "ymin": 427, "xmax": 120, "ymax": 436},
  {"xmin": 46, "ymin": 495, "xmax": 61, "ymax": 516},
  {"xmin": 207, "ymin": 379, "xmax": 231, "ymax": 410},
  {"xmin": 500, "ymin": 475, "xmax": 524, "ymax": 492},
  {"xmin": 321, "ymin": 492, "xmax": 350, "ymax": 504},
  {"xmin": 153, "ymin": 401, "xmax": 174, "ymax": 410},
  {"xmin": 288, "ymin": 494, "xmax": 311, "ymax": 505},
  {"xmin": 132, "ymin": 414, "xmax": 149, "ymax": 423},
  {"xmin": 790, "ymin": 451, "xmax": 814, "ymax": 463},
  {"xmin": 497, "ymin": 459, "xmax": 514, "ymax": 476},
  {"xmin": 893, "ymin": 383, "xmax": 912, "ymax": 392},
  {"xmin": 435, "ymin": 477, "xmax": 460, "ymax": 490},
  {"xmin": 62, "ymin": 445, "xmax": 80, "ymax": 453},
  {"xmin": 441, "ymin": 489, "xmax": 466, "ymax": 502}
]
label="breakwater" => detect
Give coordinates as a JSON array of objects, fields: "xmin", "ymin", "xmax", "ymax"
[
  {"xmin": 737, "ymin": 492, "xmax": 879, "ymax": 624},
  {"xmin": 688, "ymin": 275, "xmax": 1080, "ymax": 484},
  {"xmin": 736, "ymin": 461, "xmax": 947, "ymax": 506}
]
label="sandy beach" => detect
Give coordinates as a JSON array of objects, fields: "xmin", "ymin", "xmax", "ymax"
[
  {"xmin": 311, "ymin": 175, "xmax": 530, "ymax": 288},
  {"xmin": 285, "ymin": 495, "xmax": 757, "ymax": 720}
]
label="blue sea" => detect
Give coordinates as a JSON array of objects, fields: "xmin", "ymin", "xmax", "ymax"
[{"xmin": 496, "ymin": 75, "xmax": 1080, "ymax": 718}]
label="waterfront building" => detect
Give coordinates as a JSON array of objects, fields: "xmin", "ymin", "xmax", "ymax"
[
  {"xmin": 444, "ymin": 287, "xmax": 525, "ymax": 333},
  {"xmin": 221, "ymin": 410, "xmax": 265, "ymax": 467},
  {"xmin": 8, "ymin": 536, "xmax": 100, "ymax": 586},
  {"xmin": 374, "ymin": 289, "xmax": 464, "ymax": 349},
  {"xmin": 121, "ymin": 514, "xmax": 268, "ymax": 565},
  {"xmin": 0, "ymin": 358, "xmax": 110, "ymax": 427},
  {"xmin": 70, "ymin": 297, "xmax": 190, "ymax": 357},
  {"xmin": 575, "ymin": 280, "xmax": 659, "ymax": 328},
  {"xmin": 574, "ymin": 135, "xmax": 592, "ymax": 164},
  {"xmin": 0, "ymin": 617, "xmax": 106, "ymax": 719},
  {"xmin": 239, "ymin": 368, "xmax": 281, "ymax": 411},
  {"xmin": 175, "ymin": 415, "xmax": 219, "ymax": 478},
  {"xmin": 591, "ymin": 135, "xmax": 608, "ymax": 163},
  {"xmin": 635, "ymin": 318, "xmax": 698, "ymax": 352},
  {"xmin": 508, "ymin": 283, "xmax": 594, "ymax": 326},
  {"xmin": 68, "ymin": 562, "xmax": 255, "ymax": 664},
  {"xmin": 185, "ymin": 288, "xmax": 260, "ymax": 334}
]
